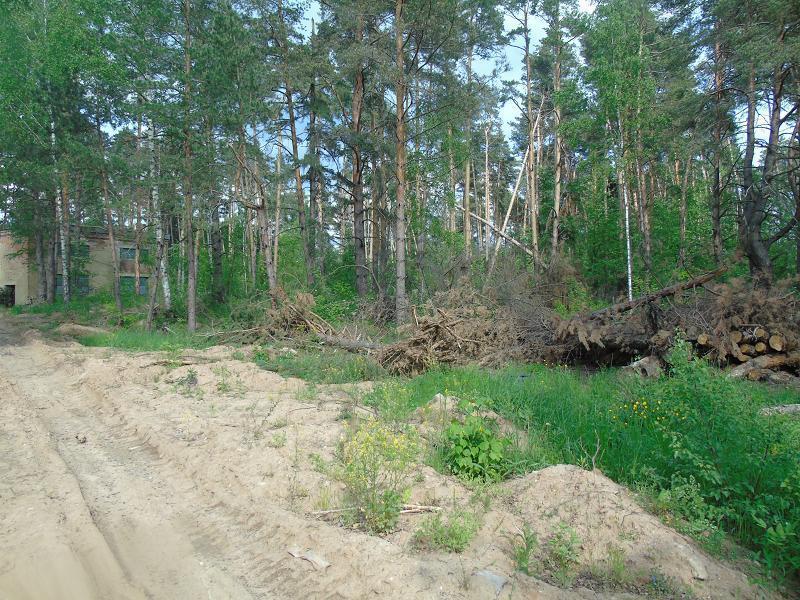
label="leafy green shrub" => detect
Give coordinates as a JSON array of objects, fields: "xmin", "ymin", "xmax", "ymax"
[
  {"xmin": 337, "ymin": 419, "xmax": 420, "ymax": 533},
  {"xmin": 545, "ymin": 523, "xmax": 581, "ymax": 586},
  {"xmin": 650, "ymin": 474, "xmax": 724, "ymax": 547},
  {"xmin": 412, "ymin": 509, "xmax": 480, "ymax": 553},
  {"xmin": 640, "ymin": 340, "xmax": 800, "ymax": 578},
  {"xmin": 442, "ymin": 415, "xmax": 511, "ymax": 481}
]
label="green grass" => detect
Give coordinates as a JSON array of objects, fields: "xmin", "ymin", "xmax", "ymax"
[
  {"xmin": 365, "ymin": 342, "xmax": 800, "ymax": 581},
  {"xmin": 77, "ymin": 328, "xmax": 211, "ymax": 352},
  {"xmin": 253, "ymin": 345, "xmax": 388, "ymax": 384},
  {"xmin": 412, "ymin": 509, "xmax": 481, "ymax": 553},
  {"xmin": 11, "ymin": 291, "xmax": 147, "ymax": 326}
]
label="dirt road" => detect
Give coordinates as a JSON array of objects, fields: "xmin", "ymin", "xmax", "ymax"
[{"xmin": 0, "ymin": 316, "xmax": 761, "ymax": 600}]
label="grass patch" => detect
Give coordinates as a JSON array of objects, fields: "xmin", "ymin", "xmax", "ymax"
[
  {"xmin": 253, "ymin": 345, "xmax": 388, "ymax": 384},
  {"xmin": 78, "ymin": 328, "xmax": 211, "ymax": 352},
  {"xmin": 11, "ymin": 292, "xmax": 146, "ymax": 324},
  {"xmin": 412, "ymin": 509, "xmax": 480, "ymax": 553},
  {"xmin": 367, "ymin": 341, "xmax": 800, "ymax": 581}
]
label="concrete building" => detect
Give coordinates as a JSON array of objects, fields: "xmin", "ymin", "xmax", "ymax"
[{"xmin": 0, "ymin": 229, "xmax": 150, "ymax": 306}]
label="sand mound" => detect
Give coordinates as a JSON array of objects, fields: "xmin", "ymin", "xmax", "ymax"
[{"xmin": 504, "ymin": 465, "xmax": 754, "ymax": 597}]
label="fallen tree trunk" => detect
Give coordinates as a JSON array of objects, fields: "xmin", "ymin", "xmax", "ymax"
[
  {"xmin": 587, "ymin": 265, "xmax": 729, "ymax": 319},
  {"xmin": 729, "ymin": 352, "xmax": 800, "ymax": 379},
  {"xmin": 455, "ymin": 205, "xmax": 535, "ymax": 258}
]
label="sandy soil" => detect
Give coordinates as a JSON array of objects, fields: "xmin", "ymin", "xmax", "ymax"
[{"xmin": 0, "ymin": 315, "xmax": 768, "ymax": 599}]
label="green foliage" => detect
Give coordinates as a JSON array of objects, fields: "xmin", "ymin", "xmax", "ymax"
[
  {"xmin": 78, "ymin": 328, "xmax": 210, "ymax": 352},
  {"xmin": 412, "ymin": 509, "xmax": 480, "ymax": 553},
  {"xmin": 336, "ymin": 419, "xmax": 420, "ymax": 533},
  {"xmin": 510, "ymin": 523, "xmax": 539, "ymax": 576},
  {"xmin": 363, "ymin": 381, "xmax": 418, "ymax": 422},
  {"xmin": 544, "ymin": 524, "xmax": 581, "ymax": 587},
  {"xmin": 442, "ymin": 416, "xmax": 511, "ymax": 482},
  {"xmin": 377, "ymin": 348, "xmax": 800, "ymax": 578},
  {"xmin": 253, "ymin": 346, "xmax": 387, "ymax": 384}
]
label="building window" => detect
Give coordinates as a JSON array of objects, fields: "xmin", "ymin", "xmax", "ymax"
[
  {"xmin": 120, "ymin": 276, "xmax": 135, "ymax": 294},
  {"xmin": 121, "ymin": 276, "xmax": 148, "ymax": 296},
  {"xmin": 76, "ymin": 275, "xmax": 90, "ymax": 296},
  {"xmin": 119, "ymin": 247, "xmax": 136, "ymax": 261},
  {"xmin": 55, "ymin": 274, "xmax": 91, "ymax": 297}
]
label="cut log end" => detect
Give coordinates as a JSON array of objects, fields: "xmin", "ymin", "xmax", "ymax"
[{"xmin": 768, "ymin": 334, "xmax": 785, "ymax": 353}]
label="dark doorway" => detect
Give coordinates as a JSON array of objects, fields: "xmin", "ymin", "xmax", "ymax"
[{"xmin": 1, "ymin": 285, "xmax": 15, "ymax": 307}]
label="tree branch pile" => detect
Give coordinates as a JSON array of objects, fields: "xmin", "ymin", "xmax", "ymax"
[
  {"xmin": 554, "ymin": 275, "xmax": 800, "ymax": 382},
  {"xmin": 377, "ymin": 287, "xmax": 554, "ymax": 376},
  {"xmin": 211, "ymin": 292, "xmax": 334, "ymax": 343}
]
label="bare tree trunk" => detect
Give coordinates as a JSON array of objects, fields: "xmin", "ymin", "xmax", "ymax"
[
  {"xmin": 46, "ymin": 196, "xmax": 56, "ymax": 303},
  {"xmin": 394, "ymin": 0, "xmax": 409, "ymax": 323},
  {"xmin": 308, "ymin": 60, "xmax": 320, "ymax": 276},
  {"xmin": 484, "ymin": 125, "xmax": 491, "ymax": 260},
  {"xmin": 447, "ymin": 126, "xmax": 456, "ymax": 232},
  {"xmin": 49, "ymin": 116, "xmax": 70, "ymax": 304},
  {"xmin": 351, "ymin": 14, "xmax": 368, "ymax": 297},
  {"xmin": 251, "ymin": 137, "xmax": 278, "ymax": 297},
  {"xmin": 34, "ymin": 194, "xmax": 47, "ymax": 302},
  {"xmin": 183, "ymin": 0, "xmax": 196, "ymax": 331},
  {"xmin": 678, "ymin": 156, "xmax": 692, "ymax": 267},
  {"xmin": 146, "ymin": 232, "xmax": 164, "ymax": 332},
  {"xmin": 740, "ymin": 62, "xmax": 775, "ymax": 285},
  {"xmin": 273, "ymin": 128, "xmax": 283, "ymax": 273},
  {"xmin": 551, "ymin": 20, "xmax": 563, "ymax": 260},
  {"xmin": 618, "ymin": 112, "xmax": 633, "ymax": 301},
  {"xmin": 210, "ymin": 202, "xmax": 224, "ymax": 304},
  {"xmin": 148, "ymin": 122, "xmax": 171, "ymax": 310},
  {"xmin": 463, "ymin": 45, "xmax": 473, "ymax": 267},
  {"xmin": 135, "ymin": 112, "xmax": 143, "ymax": 294},
  {"xmin": 524, "ymin": 12, "xmax": 540, "ymax": 268},
  {"xmin": 285, "ymin": 85, "xmax": 314, "ymax": 287},
  {"xmin": 711, "ymin": 26, "xmax": 725, "ymax": 265}
]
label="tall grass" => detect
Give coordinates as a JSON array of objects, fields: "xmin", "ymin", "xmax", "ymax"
[
  {"xmin": 78, "ymin": 328, "xmax": 211, "ymax": 351},
  {"xmin": 253, "ymin": 345, "xmax": 388, "ymax": 384},
  {"xmin": 365, "ymin": 342, "xmax": 800, "ymax": 579}
]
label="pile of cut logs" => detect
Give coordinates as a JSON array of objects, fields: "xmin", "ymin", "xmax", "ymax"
[
  {"xmin": 696, "ymin": 327, "xmax": 788, "ymax": 362},
  {"xmin": 694, "ymin": 326, "xmax": 800, "ymax": 384}
]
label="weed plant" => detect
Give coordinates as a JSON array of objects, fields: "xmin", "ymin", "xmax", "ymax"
[
  {"xmin": 412, "ymin": 509, "xmax": 480, "ymax": 552},
  {"xmin": 370, "ymin": 340, "xmax": 800, "ymax": 579}
]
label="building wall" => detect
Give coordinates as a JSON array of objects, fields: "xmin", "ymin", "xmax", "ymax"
[
  {"xmin": 0, "ymin": 232, "xmax": 36, "ymax": 305},
  {"xmin": 0, "ymin": 231, "xmax": 150, "ymax": 305}
]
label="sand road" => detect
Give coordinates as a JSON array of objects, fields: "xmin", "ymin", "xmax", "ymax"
[{"xmin": 0, "ymin": 316, "xmax": 763, "ymax": 600}]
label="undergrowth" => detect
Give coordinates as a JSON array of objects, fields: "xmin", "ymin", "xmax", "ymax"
[
  {"xmin": 254, "ymin": 345, "xmax": 388, "ymax": 384},
  {"xmin": 78, "ymin": 329, "xmax": 211, "ymax": 351},
  {"xmin": 412, "ymin": 509, "xmax": 480, "ymax": 552},
  {"xmin": 365, "ymin": 342, "xmax": 800, "ymax": 581}
]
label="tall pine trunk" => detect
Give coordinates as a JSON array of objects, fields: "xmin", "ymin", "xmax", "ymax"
[
  {"xmin": 394, "ymin": 0, "xmax": 409, "ymax": 323},
  {"xmin": 183, "ymin": 0, "xmax": 197, "ymax": 330},
  {"xmin": 351, "ymin": 15, "xmax": 368, "ymax": 296}
]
